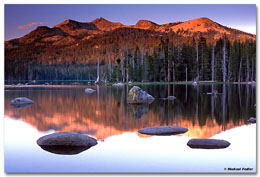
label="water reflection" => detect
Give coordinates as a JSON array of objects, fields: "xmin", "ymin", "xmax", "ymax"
[
  {"xmin": 128, "ymin": 104, "xmax": 149, "ymax": 120},
  {"xmin": 4, "ymin": 84, "xmax": 256, "ymax": 139},
  {"xmin": 38, "ymin": 145, "xmax": 92, "ymax": 155}
]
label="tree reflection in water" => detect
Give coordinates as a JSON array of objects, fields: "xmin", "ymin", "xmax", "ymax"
[{"xmin": 4, "ymin": 84, "xmax": 256, "ymax": 139}]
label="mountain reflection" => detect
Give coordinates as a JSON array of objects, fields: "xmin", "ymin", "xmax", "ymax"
[{"xmin": 4, "ymin": 84, "xmax": 256, "ymax": 139}]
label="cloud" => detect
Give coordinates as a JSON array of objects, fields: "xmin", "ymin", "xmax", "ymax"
[{"xmin": 18, "ymin": 22, "xmax": 48, "ymax": 29}]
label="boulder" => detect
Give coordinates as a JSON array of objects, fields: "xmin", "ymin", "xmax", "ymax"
[
  {"xmin": 37, "ymin": 132, "xmax": 97, "ymax": 155},
  {"xmin": 127, "ymin": 86, "xmax": 154, "ymax": 104},
  {"xmin": 138, "ymin": 126, "xmax": 188, "ymax": 135},
  {"xmin": 192, "ymin": 81, "xmax": 198, "ymax": 86},
  {"xmin": 187, "ymin": 138, "xmax": 230, "ymax": 149},
  {"xmin": 248, "ymin": 117, "xmax": 256, "ymax": 123},
  {"xmin": 10, "ymin": 97, "xmax": 34, "ymax": 109},
  {"xmin": 17, "ymin": 83, "xmax": 23, "ymax": 86},
  {"xmin": 167, "ymin": 96, "xmax": 176, "ymax": 100},
  {"xmin": 85, "ymin": 88, "xmax": 96, "ymax": 94},
  {"xmin": 112, "ymin": 82, "xmax": 124, "ymax": 87}
]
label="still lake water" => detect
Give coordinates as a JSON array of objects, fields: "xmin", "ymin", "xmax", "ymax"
[{"xmin": 4, "ymin": 84, "xmax": 256, "ymax": 173}]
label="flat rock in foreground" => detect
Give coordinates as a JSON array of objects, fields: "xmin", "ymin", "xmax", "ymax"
[
  {"xmin": 37, "ymin": 132, "xmax": 97, "ymax": 155},
  {"xmin": 127, "ymin": 86, "xmax": 154, "ymax": 104},
  {"xmin": 10, "ymin": 97, "xmax": 34, "ymax": 109},
  {"xmin": 138, "ymin": 126, "xmax": 188, "ymax": 135},
  {"xmin": 187, "ymin": 138, "xmax": 230, "ymax": 149}
]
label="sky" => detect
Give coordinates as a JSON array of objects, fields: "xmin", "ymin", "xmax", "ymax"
[{"xmin": 4, "ymin": 4, "xmax": 256, "ymax": 40}]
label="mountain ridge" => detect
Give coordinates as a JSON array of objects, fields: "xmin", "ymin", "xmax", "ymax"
[
  {"xmin": 5, "ymin": 17, "xmax": 256, "ymax": 64},
  {"xmin": 6, "ymin": 17, "xmax": 256, "ymax": 43}
]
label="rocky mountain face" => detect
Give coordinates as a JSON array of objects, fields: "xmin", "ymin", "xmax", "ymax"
[{"xmin": 5, "ymin": 17, "xmax": 255, "ymax": 64}]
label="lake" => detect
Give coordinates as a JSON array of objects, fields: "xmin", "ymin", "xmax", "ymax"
[{"xmin": 4, "ymin": 83, "xmax": 256, "ymax": 173}]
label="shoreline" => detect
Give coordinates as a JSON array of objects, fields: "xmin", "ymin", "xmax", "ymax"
[{"xmin": 4, "ymin": 81, "xmax": 255, "ymax": 88}]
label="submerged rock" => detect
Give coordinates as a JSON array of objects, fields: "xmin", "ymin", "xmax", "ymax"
[
  {"xmin": 127, "ymin": 86, "xmax": 154, "ymax": 104},
  {"xmin": 160, "ymin": 96, "xmax": 176, "ymax": 101},
  {"xmin": 167, "ymin": 96, "xmax": 176, "ymax": 100},
  {"xmin": 160, "ymin": 98, "xmax": 167, "ymax": 100},
  {"xmin": 248, "ymin": 81, "xmax": 256, "ymax": 85},
  {"xmin": 128, "ymin": 104, "xmax": 149, "ymax": 120},
  {"xmin": 206, "ymin": 90, "xmax": 218, "ymax": 96},
  {"xmin": 138, "ymin": 126, "xmax": 188, "ymax": 135},
  {"xmin": 112, "ymin": 82, "xmax": 124, "ymax": 87},
  {"xmin": 37, "ymin": 132, "xmax": 97, "ymax": 155},
  {"xmin": 10, "ymin": 97, "xmax": 34, "ymax": 109},
  {"xmin": 187, "ymin": 138, "xmax": 230, "ymax": 149},
  {"xmin": 248, "ymin": 117, "xmax": 256, "ymax": 123},
  {"xmin": 85, "ymin": 88, "xmax": 96, "ymax": 94}
]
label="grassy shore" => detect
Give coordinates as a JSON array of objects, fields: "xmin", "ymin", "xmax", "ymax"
[{"xmin": 5, "ymin": 80, "xmax": 253, "ymax": 88}]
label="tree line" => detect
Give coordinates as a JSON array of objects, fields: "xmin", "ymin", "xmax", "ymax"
[
  {"xmin": 107, "ymin": 36, "xmax": 256, "ymax": 83},
  {"xmin": 5, "ymin": 33, "xmax": 255, "ymax": 82}
]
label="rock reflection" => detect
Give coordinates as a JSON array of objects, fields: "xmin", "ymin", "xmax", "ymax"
[
  {"xmin": 38, "ymin": 145, "xmax": 91, "ymax": 155},
  {"xmin": 10, "ymin": 103, "xmax": 34, "ymax": 109},
  {"xmin": 4, "ymin": 84, "xmax": 256, "ymax": 139},
  {"xmin": 128, "ymin": 104, "xmax": 149, "ymax": 120}
]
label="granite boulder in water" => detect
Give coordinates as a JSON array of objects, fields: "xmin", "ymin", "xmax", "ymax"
[
  {"xmin": 10, "ymin": 97, "xmax": 34, "ymax": 109},
  {"xmin": 187, "ymin": 138, "xmax": 230, "ymax": 149},
  {"xmin": 127, "ymin": 86, "xmax": 154, "ymax": 104},
  {"xmin": 138, "ymin": 126, "xmax": 188, "ymax": 135},
  {"xmin": 167, "ymin": 96, "xmax": 176, "ymax": 100},
  {"xmin": 37, "ymin": 132, "xmax": 97, "ymax": 155},
  {"xmin": 248, "ymin": 117, "xmax": 256, "ymax": 123},
  {"xmin": 85, "ymin": 88, "xmax": 96, "ymax": 93}
]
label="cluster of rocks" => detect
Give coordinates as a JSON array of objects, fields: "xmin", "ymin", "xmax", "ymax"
[
  {"xmin": 138, "ymin": 125, "xmax": 231, "ymax": 149},
  {"xmin": 10, "ymin": 84, "xmax": 254, "ymax": 155},
  {"xmin": 10, "ymin": 96, "xmax": 98, "ymax": 155}
]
